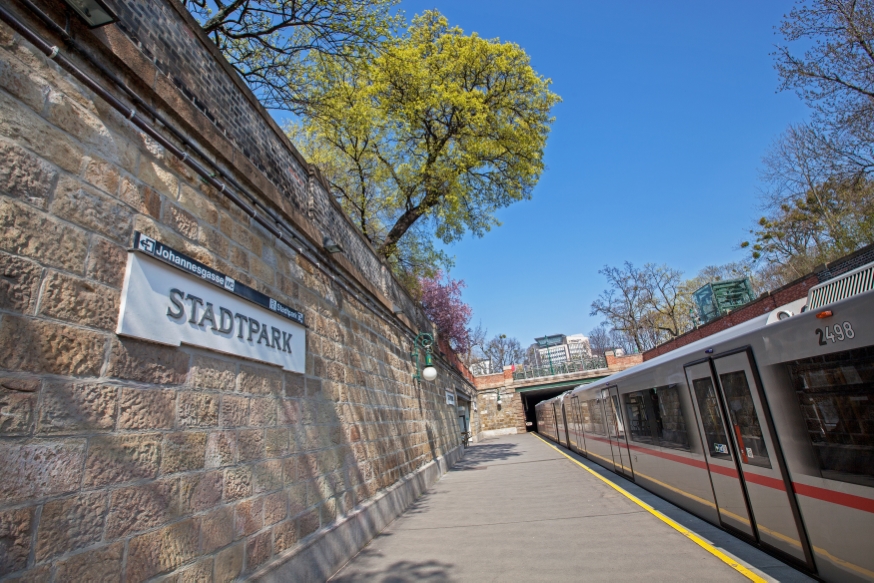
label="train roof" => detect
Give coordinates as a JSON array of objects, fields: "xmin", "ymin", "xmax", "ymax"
[{"xmin": 569, "ymin": 298, "xmax": 806, "ymax": 398}]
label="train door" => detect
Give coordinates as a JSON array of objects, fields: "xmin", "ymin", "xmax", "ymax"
[
  {"xmin": 685, "ymin": 359, "xmax": 757, "ymax": 539},
  {"xmin": 603, "ymin": 387, "xmax": 634, "ymax": 478},
  {"xmin": 711, "ymin": 349, "xmax": 813, "ymax": 568},
  {"xmin": 572, "ymin": 396, "xmax": 587, "ymax": 455},
  {"xmin": 552, "ymin": 402, "xmax": 562, "ymax": 444}
]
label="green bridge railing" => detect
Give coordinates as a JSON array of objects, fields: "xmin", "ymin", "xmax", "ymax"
[{"xmin": 512, "ymin": 356, "xmax": 608, "ymax": 381}]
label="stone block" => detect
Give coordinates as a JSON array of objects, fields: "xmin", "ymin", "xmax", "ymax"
[
  {"xmin": 36, "ymin": 491, "xmax": 107, "ymax": 560},
  {"xmin": 297, "ymin": 508, "xmax": 320, "ymax": 539},
  {"xmin": 263, "ymin": 490, "xmax": 287, "ymax": 526},
  {"xmin": 38, "ymin": 270, "xmax": 120, "ymax": 331},
  {"xmin": 234, "ymin": 497, "xmax": 263, "ymax": 539},
  {"xmin": 244, "ymin": 530, "xmax": 272, "ymax": 574},
  {"xmin": 107, "ymin": 337, "xmax": 189, "ymax": 385},
  {"xmin": 190, "ymin": 354, "xmax": 236, "ymax": 391},
  {"xmin": 265, "ymin": 427, "xmax": 289, "ymax": 458},
  {"xmin": 0, "ymin": 140, "xmax": 57, "ymax": 211},
  {"xmin": 3, "ymin": 564, "xmax": 51, "ymax": 583},
  {"xmin": 224, "ymin": 466, "xmax": 252, "ymax": 501},
  {"xmin": 37, "ymin": 381, "xmax": 117, "ymax": 434},
  {"xmin": 55, "ymin": 542, "xmax": 124, "ymax": 583},
  {"xmin": 118, "ymin": 388, "xmax": 176, "ymax": 430},
  {"xmin": 0, "ymin": 507, "xmax": 34, "ymax": 574},
  {"xmin": 205, "ymin": 431, "xmax": 237, "ymax": 468},
  {"xmin": 0, "ymin": 440, "xmax": 85, "ymax": 504},
  {"xmin": 163, "ymin": 557, "xmax": 213, "ymax": 583},
  {"xmin": 0, "ymin": 315, "xmax": 106, "ymax": 377},
  {"xmin": 177, "ymin": 391, "xmax": 219, "ymax": 428},
  {"xmin": 82, "ymin": 156, "xmax": 120, "ymax": 196},
  {"xmin": 86, "ymin": 237, "xmax": 128, "ymax": 288},
  {"xmin": 238, "ymin": 428, "xmax": 264, "ymax": 462},
  {"xmin": 126, "ymin": 518, "xmax": 200, "ymax": 583},
  {"xmin": 239, "ymin": 365, "xmax": 282, "ymax": 395},
  {"xmin": 202, "ymin": 505, "xmax": 233, "ymax": 553},
  {"xmin": 0, "ymin": 377, "xmax": 38, "ymax": 435},
  {"xmin": 287, "ymin": 483, "xmax": 307, "ymax": 516},
  {"xmin": 277, "ymin": 399, "xmax": 299, "ymax": 426},
  {"xmin": 220, "ymin": 394, "xmax": 248, "ymax": 428},
  {"xmin": 0, "ymin": 52, "xmax": 49, "ymax": 112},
  {"xmin": 137, "ymin": 158, "xmax": 179, "ymax": 198},
  {"xmin": 51, "ymin": 175, "xmax": 133, "ymax": 243},
  {"xmin": 249, "ymin": 397, "xmax": 277, "ymax": 427},
  {"xmin": 106, "ymin": 479, "xmax": 181, "ymax": 538},
  {"xmin": 214, "ymin": 542, "xmax": 243, "ymax": 583},
  {"xmin": 118, "ymin": 176, "xmax": 161, "ymax": 219},
  {"xmin": 178, "ymin": 184, "xmax": 219, "ymax": 226},
  {"xmin": 284, "ymin": 371, "xmax": 305, "ymax": 398},
  {"xmin": 253, "ymin": 459, "xmax": 283, "ymax": 494},
  {"xmin": 181, "ymin": 470, "xmax": 223, "ymax": 513},
  {"xmin": 0, "ymin": 252, "xmax": 42, "ymax": 315},
  {"xmin": 165, "ymin": 203, "xmax": 199, "ymax": 240},
  {"xmin": 162, "ymin": 432, "xmax": 207, "ymax": 474},
  {"xmin": 0, "ymin": 90, "xmax": 84, "ymax": 174},
  {"xmin": 276, "ymin": 517, "xmax": 303, "ymax": 560},
  {"xmin": 0, "ymin": 198, "xmax": 89, "ymax": 273},
  {"xmin": 83, "ymin": 433, "xmax": 161, "ymax": 487}
]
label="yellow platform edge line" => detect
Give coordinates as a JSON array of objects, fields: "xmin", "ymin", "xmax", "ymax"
[{"xmin": 531, "ymin": 433, "xmax": 767, "ymax": 583}]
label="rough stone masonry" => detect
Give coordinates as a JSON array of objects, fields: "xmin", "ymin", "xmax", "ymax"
[{"xmin": 0, "ymin": 0, "xmax": 477, "ymax": 581}]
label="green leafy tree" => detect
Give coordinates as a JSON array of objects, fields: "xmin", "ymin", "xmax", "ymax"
[
  {"xmin": 294, "ymin": 11, "xmax": 560, "ymax": 283},
  {"xmin": 182, "ymin": 0, "xmax": 401, "ymax": 111}
]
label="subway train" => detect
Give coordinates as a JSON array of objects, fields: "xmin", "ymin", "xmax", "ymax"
[{"xmin": 536, "ymin": 270, "xmax": 874, "ymax": 582}]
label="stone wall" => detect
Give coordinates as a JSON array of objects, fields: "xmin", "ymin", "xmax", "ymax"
[
  {"xmin": 0, "ymin": 1, "xmax": 475, "ymax": 581},
  {"xmin": 475, "ymin": 388, "xmax": 525, "ymax": 436}
]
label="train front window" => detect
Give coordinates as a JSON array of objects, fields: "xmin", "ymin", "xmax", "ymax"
[
  {"xmin": 692, "ymin": 377, "xmax": 732, "ymax": 460},
  {"xmin": 718, "ymin": 371, "xmax": 772, "ymax": 469},
  {"xmin": 786, "ymin": 345, "xmax": 874, "ymax": 488}
]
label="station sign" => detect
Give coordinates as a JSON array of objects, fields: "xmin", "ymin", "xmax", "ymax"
[{"xmin": 117, "ymin": 232, "xmax": 306, "ymax": 372}]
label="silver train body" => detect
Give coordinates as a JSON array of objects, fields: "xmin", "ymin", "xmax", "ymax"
[{"xmin": 536, "ymin": 289, "xmax": 874, "ymax": 581}]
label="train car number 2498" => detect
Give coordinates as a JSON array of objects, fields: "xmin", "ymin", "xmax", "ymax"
[{"xmin": 815, "ymin": 321, "xmax": 855, "ymax": 346}]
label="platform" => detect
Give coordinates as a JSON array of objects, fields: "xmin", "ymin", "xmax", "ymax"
[{"xmin": 329, "ymin": 434, "xmax": 815, "ymax": 582}]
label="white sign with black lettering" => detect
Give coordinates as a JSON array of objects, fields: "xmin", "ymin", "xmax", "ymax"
[{"xmin": 117, "ymin": 252, "xmax": 305, "ymax": 372}]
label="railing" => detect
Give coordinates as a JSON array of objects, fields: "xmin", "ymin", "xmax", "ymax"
[{"xmin": 512, "ymin": 356, "xmax": 608, "ymax": 381}]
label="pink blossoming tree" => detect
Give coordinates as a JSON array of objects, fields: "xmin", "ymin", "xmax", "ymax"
[{"xmin": 419, "ymin": 271, "xmax": 472, "ymax": 354}]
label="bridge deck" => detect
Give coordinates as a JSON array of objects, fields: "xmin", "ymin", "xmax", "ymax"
[{"xmin": 329, "ymin": 434, "xmax": 814, "ymax": 583}]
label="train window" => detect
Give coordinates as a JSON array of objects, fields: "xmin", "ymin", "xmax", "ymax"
[
  {"xmin": 579, "ymin": 399, "xmax": 595, "ymax": 434},
  {"xmin": 588, "ymin": 398, "xmax": 606, "ymax": 435},
  {"xmin": 625, "ymin": 390, "xmax": 656, "ymax": 444},
  {"xmin": 692, "ymin": 377, "xmax": 733, "ymax": 460},
  {"xmin": 718, "ymin": 372, "xmax": 772, "ymax": 468},
  {"xmin": 786, "ymin": 345, "xmax": 874, "ymax": 488},
  {"xmin": 652, "ymin": 385, "xmax": 691, "ymax": 451}
]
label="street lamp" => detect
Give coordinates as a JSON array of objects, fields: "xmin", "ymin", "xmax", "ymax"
[{"xmin": 411, "ymin": 333, "xmax": 437, "ymax": 381}]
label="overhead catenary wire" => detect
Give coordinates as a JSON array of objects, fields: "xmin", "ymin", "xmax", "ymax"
[{"xmin": 0, "ymin": 2, "xmax": 475, "ymax": 391}]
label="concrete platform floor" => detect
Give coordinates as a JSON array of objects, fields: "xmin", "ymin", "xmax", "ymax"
[{"xmin": 329, "ymin": 433, "xmax": 816, "ymax": 583}]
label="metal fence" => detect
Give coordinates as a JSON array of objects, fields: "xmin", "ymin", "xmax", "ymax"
[{"xmin": 512, "ymin": 356, "xmax": 608, "ymax": 381}]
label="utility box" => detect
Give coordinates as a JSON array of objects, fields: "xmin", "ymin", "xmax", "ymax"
[{"xmin": 693, "ymin": 278, "xmax": 755, "ymax": 325}]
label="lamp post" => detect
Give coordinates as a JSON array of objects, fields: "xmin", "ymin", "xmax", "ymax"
[{"xmin": 411, "ymin": 333, "xmax": 437, "ymax": 381}]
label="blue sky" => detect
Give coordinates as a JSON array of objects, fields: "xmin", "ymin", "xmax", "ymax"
[
  {"xmin": 275, "ymin": 1, "xmax": 811, "ymax": 346},
  {"xmin": 396, "ymin": 0, "xmax": 810, "ymax": 345}
]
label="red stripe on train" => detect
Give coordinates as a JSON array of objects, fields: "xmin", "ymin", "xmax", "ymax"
[{"xmin": 569, "ymin": 432, "xmax": 874, "ymax": 513}]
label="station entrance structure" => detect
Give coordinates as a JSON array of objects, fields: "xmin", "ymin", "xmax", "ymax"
[{"xmin": 473, "ymin": 351, "xmax": 643, "ymax": 437}]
